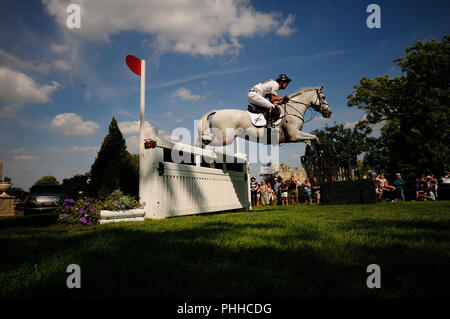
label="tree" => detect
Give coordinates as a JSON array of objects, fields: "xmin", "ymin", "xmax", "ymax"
[
  {"xmin": 347, "ymin": 36, "xmax": 450, "ymax": 179},
  {"xmin": 62, "ymin": 173, "xmax": 90, "ymax": 200},
  {"xmin": 303, "ymin": 124, "xmax": 373, "ymax": 181},
  {"xmin": 8, "ymin": 187, "xmax": 28, "ymax": 201},
  {"xmin": 34, "ymin": 176, "xmax": 59, "ymax": 185},
  {"xmin": 89, "ymin": 117, "xmax": 138, "ymax": 198}
]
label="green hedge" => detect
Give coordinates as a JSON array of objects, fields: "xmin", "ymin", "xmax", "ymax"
[{"xmin": 321, "ymin": 180, "xmax": 377, "ymax": 205}]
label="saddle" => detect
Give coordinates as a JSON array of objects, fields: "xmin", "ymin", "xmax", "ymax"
[{"xmin": 247, "ymin": 104, "xmax": 282, "ymax": 127}]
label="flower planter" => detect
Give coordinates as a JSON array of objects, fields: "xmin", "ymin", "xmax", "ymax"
[
  {"xmin": 99, "ymin": 208, "xmax": 146, "ymax": 224},
  {"xmin": 0, "ymin": 182, "xmax": 11, "ymax": 197}
]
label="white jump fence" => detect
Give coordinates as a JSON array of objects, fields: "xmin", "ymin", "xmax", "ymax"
[{"xmin": 140, "ymin": 127, "xmax": 251, "ymax": 219}]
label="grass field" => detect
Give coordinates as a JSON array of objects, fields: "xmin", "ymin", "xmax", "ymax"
[{"xmin": 1, "ymin": 201, "xmax": 449, "ymax": 298}]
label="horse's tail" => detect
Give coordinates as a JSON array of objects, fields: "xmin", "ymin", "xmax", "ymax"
[{"xmin": 197, "ymin": 110, "xmax": 217, "ymax": 147}]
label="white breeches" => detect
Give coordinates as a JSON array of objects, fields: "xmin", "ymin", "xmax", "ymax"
[{"xmin": 247, "ymin": 91, "xmax": 274, "ymax": 109}]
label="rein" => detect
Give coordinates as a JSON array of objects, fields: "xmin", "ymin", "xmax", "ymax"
[{"xmin": 281, "ymin": 88, "xmax": 327, "ymax": 124}]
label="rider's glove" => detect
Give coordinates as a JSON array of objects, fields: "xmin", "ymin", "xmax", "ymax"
[{"xmin": 283, "ymin": 96, "xmax": 290, "ymax": 103}]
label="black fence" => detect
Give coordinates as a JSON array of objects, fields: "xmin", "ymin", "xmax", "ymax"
[
  {"xmin": 320, "ymin": 180, "xmax": 378, "ymax": 205},
  {"xmin": 319, "ymin": 179, "xmax": 450, "ymax": 204}
]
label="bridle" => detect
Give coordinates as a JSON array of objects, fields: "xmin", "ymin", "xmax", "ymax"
[{"xmin": 281, "ymin": 88, "xmax": 329, "ymax": 124}]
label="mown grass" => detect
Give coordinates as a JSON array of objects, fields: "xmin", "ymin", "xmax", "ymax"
[{"xmin": 0, "ymin": 201, "xmax": 449, "ymax": 298}]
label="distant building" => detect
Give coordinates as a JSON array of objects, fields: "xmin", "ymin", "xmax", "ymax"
[{"xmin": 260, "ymin": 162, "xmax": 307, "ymax": 183}]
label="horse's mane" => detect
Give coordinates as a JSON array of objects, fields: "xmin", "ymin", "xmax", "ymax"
[{"xmin": 290, "ymin": 87, "xmax": 315, "ymax": 98}]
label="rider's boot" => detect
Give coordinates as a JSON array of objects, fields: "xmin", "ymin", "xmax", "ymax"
[{"xmin": 265, "ymin": 110, "xmax": 275, "ymax": 128}]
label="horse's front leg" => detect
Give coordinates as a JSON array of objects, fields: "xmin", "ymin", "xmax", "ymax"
[{"xmin": 288, "ymin": 130, "xmax": 319, "ymax": 144}]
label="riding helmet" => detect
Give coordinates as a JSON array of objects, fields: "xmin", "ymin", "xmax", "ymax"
[{"xmin": 276, "ymin": 74, "xmax": 292, "ymax": 84}]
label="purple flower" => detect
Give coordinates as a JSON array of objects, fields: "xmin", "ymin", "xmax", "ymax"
[
  {"xmin": 87, "ymin": 221, "xmax": 92, "ymax": 226},
  {"xmin": 80, "ymin": 217, "xmax": 87, "ymax": 224},
  {"xmin": 80, "ymin": 208, "xmax": 85, "ymax": 214}
]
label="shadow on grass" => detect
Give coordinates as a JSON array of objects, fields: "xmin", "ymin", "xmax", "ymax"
[{"xmin": 1, "ymin": 214, "xmax": 449, "ymax": 299}]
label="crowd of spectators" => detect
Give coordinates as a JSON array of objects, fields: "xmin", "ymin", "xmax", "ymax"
[
  {"xmin": 250, "ymin": 175, "xmax": 321, "ymax": 207},
  {"xmin": 249, "ymin": 170, "xmax": 450, "ymax": 206},
  {"xmin": 375, "ymin": 171, "xmax": 450, "ymax": 202}
]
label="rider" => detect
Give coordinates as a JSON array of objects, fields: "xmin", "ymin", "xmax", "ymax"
[{"xmin": 247, "ymin": 74, "xmax": 292, "ymax": 128}]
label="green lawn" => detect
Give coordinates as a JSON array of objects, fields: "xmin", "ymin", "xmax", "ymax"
[{"xmin": 1, "ymin": 201, "xmax": 449, "ymax": 298}]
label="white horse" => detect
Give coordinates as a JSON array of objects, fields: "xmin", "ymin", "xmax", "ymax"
[{"xmin": 197, "ymin": 85, "xmax": 332, "ymax": 147}]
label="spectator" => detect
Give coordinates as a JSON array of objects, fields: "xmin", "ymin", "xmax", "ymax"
[
  {"xmin": 273, "ymin": 178, "xmax": 281, "ymax": 206},
  {"xmin": 296, "ymin": 179, "xmax": 303, "ymax": 204},
  {"xmin": 260, "ymin": 180, "xmax": 268, "ymax": 206},
  {"xmin": 441, "ymin": 170, "xmax": 450, "ymax": 184},
  {"xmin": 280, "ymin": 180, "xmax": 289, "ymax": 206},
  {"xmin": 417, "ymin": 182, "xmax": 429, "ymax": 201},
  {"xmin": 256, "ymin": 183, "xmax": 261, "ymax": 207},
  {"xmin": 382, "ymin": 179, "xmax": 396, "ymax": 202},
  {"xmin": 267, "ymin": 183, "xmax": 273, "ymax": 205},
  {"xmin": 250, "ymin": 177, "xmax": 258, "ymax": 207},
  {"xmin": 288, "ymin": 176, "xmax": 298, "ymax": 205},
  {"xmin": 439, "ymin": 170, "xmax": 450, "ymax": 200},
  {"xmin": 425, "ymin": 175, "xmax": 437, "ymax": 201},
  {"xmin": 311, "ymin": 177, "xmax": 321, "ymax": 205},
  {"xmin": 429, "ymin": 174, "xmax": 438, "ymax": 200},
  {"xmin": 394, "ymin": 173, "xmax": 406, "ymax": 202},
  {"xmin": 376, "ymin": 174, "xmax": 387, "ymax": 201},
  {"xmin": 414, "ymin": 178, "xmax": 420, "ymax": 201},
  {"xmin": 303, "ymin": 178, "xmax": 312, "ymax": 205}
]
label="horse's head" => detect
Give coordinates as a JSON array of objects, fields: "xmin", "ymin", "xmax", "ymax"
[{"xmin": 311, "ymin": 84, "xmax": 332, "ymax": 118}]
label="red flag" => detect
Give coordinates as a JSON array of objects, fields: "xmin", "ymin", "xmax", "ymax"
[{"xmin": 126, "ymin": 55, "xmax": 141, "ymax": 76}]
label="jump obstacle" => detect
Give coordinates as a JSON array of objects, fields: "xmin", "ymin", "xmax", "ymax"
[{"xmin": 139, "ymin": 127, "xmax": 251, "ymax": 219}]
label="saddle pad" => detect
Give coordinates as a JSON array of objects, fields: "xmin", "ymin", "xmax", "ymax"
[{"xmin": 247, "ymin": 111, "xmax": 282, "ymax": 127}]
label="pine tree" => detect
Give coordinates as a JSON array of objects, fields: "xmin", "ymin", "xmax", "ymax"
[{"xmin": 89, "ymin": 117, "xmax": 138, "ymax": 198}]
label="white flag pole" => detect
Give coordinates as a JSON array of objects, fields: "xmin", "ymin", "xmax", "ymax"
[
  {"xmin": 139, "ymin": 59, "xmax": 146, "ymax": 158},
  {"xmin": 139, "ymin": 59, "xmax": 146, "ymax": 201}
]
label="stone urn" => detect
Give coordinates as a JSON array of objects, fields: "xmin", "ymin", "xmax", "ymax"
[{"xmin": 0, "ymin": 182, "xmax": 11, "ymax": 197}]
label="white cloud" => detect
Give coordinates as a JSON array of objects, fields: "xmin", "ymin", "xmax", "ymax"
[
  {"xmin": 118, "ymin": 120, "xmax": 152, "ymax": 136},
  {"xmin": 50, "ymin": 113, "xmax": 99, "ymax": 136},
  {"xmin": 68, "ymin": 146, "xmax": 98, "ymax": 153},
  {"xmin": 52, "ymin": 59, "xmax": 71, "ymax": 71},
  {"xmin": 0, "ymin": 49, "xmax": 52, "ymax": 74},
  {"xmin": 9, "ymin": 147, "xmax": 25, "ymax": 154},
  {"xmin": 0, "ymin": 67, "xmax": 60, "ymax": 105},
  {"xmin": 170, "ymin": 88, "xmax": 202, "ymax": 101},
  {"xmin": 43, "ymin": 0, "xmax": 295, "ymax": 57},
  {"xmin": 14, "ymin": 155, "xmax": 42, "ymax": 161},
  {"xmin": 50, "ymin": 43, "xmax": 70, "ymax": 53},
  {"xmin": 276, "ymin": 14, "xmax": 296, "ymax": 36},
  {"xmin": 0, "ymin": 49, "xmax": 73, "ymax": 74},
  {"xmin": 0, "ymin": 106, "xmax": 15, "ymax": 118},
  {"xmin": 125, "ymin": 135, "xmax": 139, "ymax": 154}
]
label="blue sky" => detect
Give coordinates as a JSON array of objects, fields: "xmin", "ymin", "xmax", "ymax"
[{"xmin": 0, "ymin": 0, "xmax": 449, "ymax": 190}]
